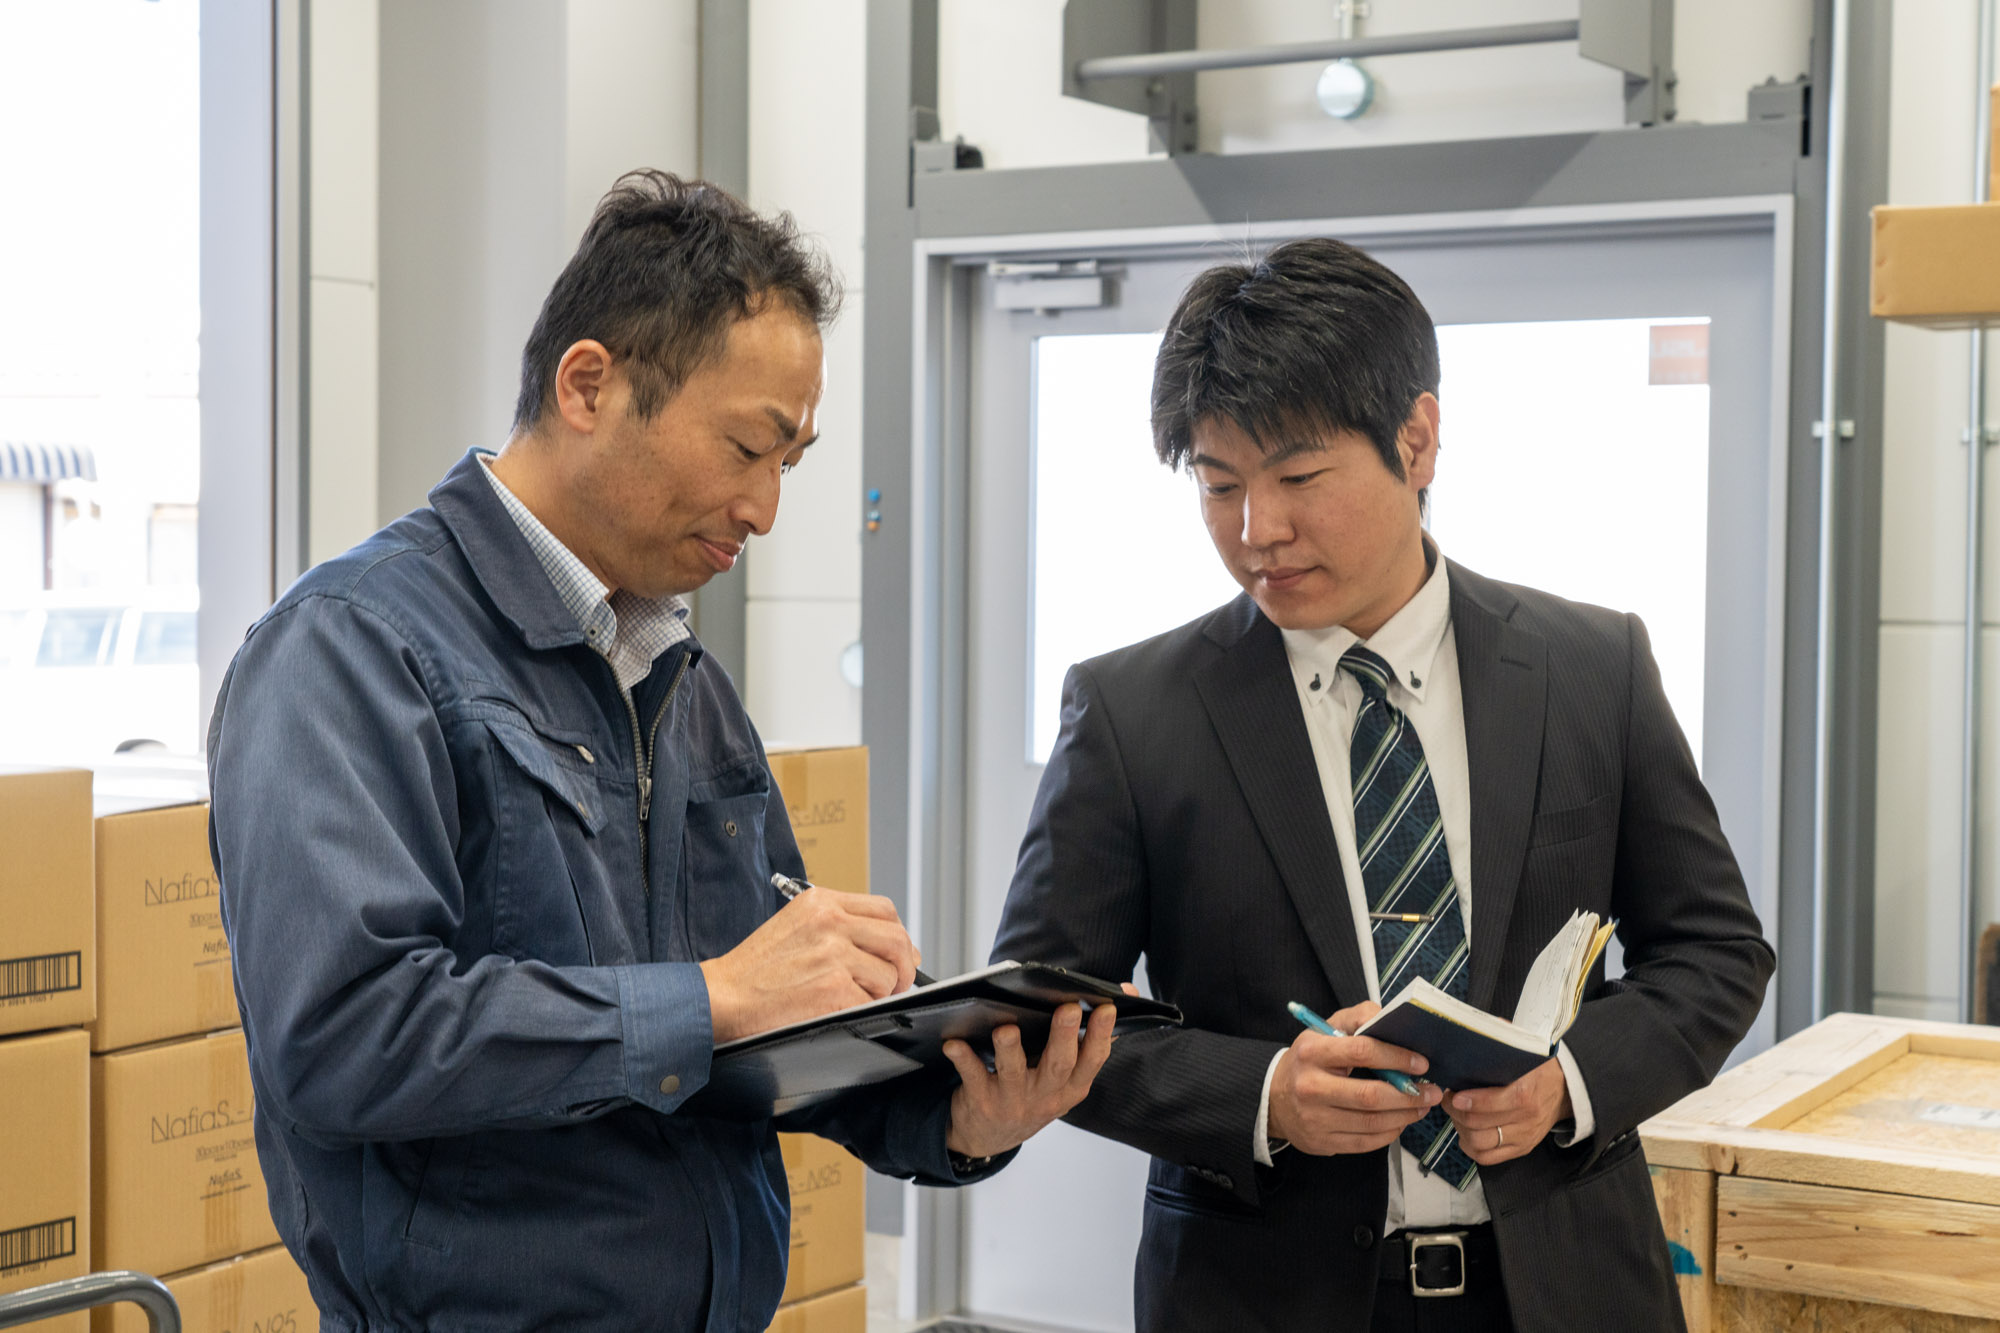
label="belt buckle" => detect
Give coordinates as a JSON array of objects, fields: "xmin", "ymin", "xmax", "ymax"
[{"xmin": 1406, "ymin": 1230, "xmax": 1467, "ymax": 1298}]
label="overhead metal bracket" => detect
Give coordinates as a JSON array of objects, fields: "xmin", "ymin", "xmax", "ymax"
[
  {"xmin": 1578, "ymin": 0, "xmax": 1677, "ymax": 125},
  {"xmin": 1062, "ymin": 0, "xmax": 1199, "ymax": 156},
  {"xmin": 911, "ymin": 106, "xmax": 983, "ymax": 182},
  {"xmin": 988, "ymin": 259, "xmax": 1112, "ymax": 312},
  {"xmin": 1062, "ymin": 0, "xmax": 1676, "ymax": 145}
]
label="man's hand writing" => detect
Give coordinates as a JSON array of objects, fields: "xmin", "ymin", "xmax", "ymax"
[
  {"xmin": 1444, "ymin": 1056, "xmax": 1572, "ymax": 1165},
  {"xmin": 699, "ymin": 888, "xmax": 921, "ymax": 1043},
  {"xmin": 1268, "ymin": 1001, "xmax": 1440, "ymax": 1155},
  {"xmin": 941, "ymin": 1000, "xmax": 1118, "ymax": 1160}
]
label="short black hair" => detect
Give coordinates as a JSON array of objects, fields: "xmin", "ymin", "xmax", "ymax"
[
  {"xmin": 1150, "ymin": 237, "xmax": 1439, "ymax": 478},
  {"xmin": 512, "ymin": 170, "xmax": 842, "ymax": 430}
]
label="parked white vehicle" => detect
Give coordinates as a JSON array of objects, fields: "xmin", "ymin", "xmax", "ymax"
[{"xmin": 0, "ymin": 587, "xmax": 201, "ymax": 763}]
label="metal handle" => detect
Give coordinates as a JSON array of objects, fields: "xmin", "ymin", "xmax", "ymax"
[
  {"xmin": 1811, "ymin": 0, "xmax": 1854, "ymax": 1024},
  {"xmin": 0, "ymin": 1271, "xmax": 180, "ymax": 1333},
  {"xmin": 1961, "ymin": 0, "xmax": 1996, "ymax": 1025},
  {"xmin": 1073, "ymin": 20, "xmax": 1580, "ymax": 81}
]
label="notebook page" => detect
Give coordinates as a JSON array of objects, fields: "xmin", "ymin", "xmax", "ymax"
[{"xmin": 1510, "ymin": 911, "xmax": 1597, "ymax": 1039}]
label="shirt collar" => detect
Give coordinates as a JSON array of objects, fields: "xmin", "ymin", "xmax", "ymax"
[
  {"xmin": 1281, "ymin": 540, "xmax": 1453, "ymax": 707},
  {"xmin": 475, "ymin": 451, "xmax": 690, "ymax": 643}
]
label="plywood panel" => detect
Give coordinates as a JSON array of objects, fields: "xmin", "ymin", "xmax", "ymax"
[
  {"xmin": 1651, "ymin": 1166, "xmax": 1716, "ymax": 1333},
  {"xmin": 1716, "ymin": 1176, "xmax": 2000, "ymax": 1319},
  {"xmin": 1717, "ymin": 1286, "xmax": 2000, "ymax": 1332},
  {"xmin": 1786, "ymin": 1052, "xmax": 2000, "ymax": 1157},
  {"xmin": 1644, "ymin": 1119, "xmax": 2000, "ymax": 1205},
  {"xmin": 1647, "ymin": 1013, "xmax": 1910, "ymax": 1137}
]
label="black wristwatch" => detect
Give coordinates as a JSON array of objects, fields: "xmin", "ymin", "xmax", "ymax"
[{"xmin": 948, "ymin": 1150, "xmax": 998, "ymax": 1177}]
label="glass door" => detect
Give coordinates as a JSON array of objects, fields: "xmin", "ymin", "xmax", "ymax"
[{"xmin": 956, "ymin": 218, "xmax": 1784, "ymax": 1332}]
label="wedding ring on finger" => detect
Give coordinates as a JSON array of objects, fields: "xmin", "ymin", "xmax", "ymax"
[{"xmin": 1495, "ymin": 1125, "xmax": 1505, "ymax": 1148}]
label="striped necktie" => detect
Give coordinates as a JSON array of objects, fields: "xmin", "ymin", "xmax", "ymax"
[{"xmin": 1341, "ymin": 644, "xmax": 1478, "ymax": 1189}]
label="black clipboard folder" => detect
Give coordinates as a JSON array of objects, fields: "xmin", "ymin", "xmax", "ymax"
[{"xmin": 685, "ymin": 961, "xmax": 1183, "ymax": 1119}]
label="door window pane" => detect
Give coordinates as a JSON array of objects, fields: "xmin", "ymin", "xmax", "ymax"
[
  {"xmin": 1027, "ymin": 318, "xmax": 1713, "ymax": 769},
  {"xmin": 1030, "ymin": 332, "xmax": 1240, "ymax": 763},
  {"xmin": 1428, "ymin": 318, "xmax": 1710, "ymax": 764}
]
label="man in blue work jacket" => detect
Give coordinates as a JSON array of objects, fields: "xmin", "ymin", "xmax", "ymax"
[{"xmin": 206, "ymin": 171, "xmax": 1116, "ymax": 1332}]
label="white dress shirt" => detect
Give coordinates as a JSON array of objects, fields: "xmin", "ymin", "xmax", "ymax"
[{"xmin": 1251, "ymin": 549, "xmax": 1595, "ymax": 1232}]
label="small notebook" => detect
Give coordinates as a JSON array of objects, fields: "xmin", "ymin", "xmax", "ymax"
[{"xmin": 1354, "ymin": 910, "xmax": 1617, "ymax": 1090}]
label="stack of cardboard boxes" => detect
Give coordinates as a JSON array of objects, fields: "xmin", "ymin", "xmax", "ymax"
[
  {"xmin": 0, "ymin": 767, "xmax": 315, "ymax": 1333},
  {"xmin": 763, "ymin": 746, "xmax": 873, "ymax": 1333},
  {"xmin": 4, "ymin": 747, "xmax": 875, "ymax": 1332}
]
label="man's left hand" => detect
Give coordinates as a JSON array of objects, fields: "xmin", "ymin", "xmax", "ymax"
[
  {"xmin": 1444, "ymin": 1057, "xmax": 1573, "ymax": 1165},
  {"xmin": 940, "ymin": 1000, "xmax": 1118, "ymax": 1160}
]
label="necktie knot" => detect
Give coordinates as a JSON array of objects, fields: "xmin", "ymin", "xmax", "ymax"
[{"xmin": 1339, "ymin": 645, "xmax": 1395, "ymax": 702}]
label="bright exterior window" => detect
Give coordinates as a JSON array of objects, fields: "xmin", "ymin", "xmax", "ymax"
[
  {"xmin": 1428, "ymin": 318, "xmax": 1710, "ymax": 765},
  {"xmin": 1029, "ymin": 333, "xmax": 1239, "ymax": 763},
  {"xmin": 1028, "ymin": 317, "xmax": 1711, "ymax": 767},
  {"xmin": 0, "ymin": 0, "xmax": 203, "ymax": 761}
]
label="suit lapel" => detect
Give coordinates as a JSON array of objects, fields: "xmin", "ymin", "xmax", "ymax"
[
  {"xmin": 1450, "ymin": 567, "xmax": 1549, "ymax": 1013},
  {"xmin": 1194, "ymin": 598, "xmax": 1374, "ymax": 1009}
]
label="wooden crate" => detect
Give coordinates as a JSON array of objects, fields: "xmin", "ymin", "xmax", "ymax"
[{"xmin": 1643, "ymin": 1013, "xmax": 2000, "ymax": 1332}]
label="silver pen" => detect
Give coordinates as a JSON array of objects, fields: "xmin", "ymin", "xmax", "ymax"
[{"xmin": 770, "ymin": 872, "xmax": 936, "ymax": 987}]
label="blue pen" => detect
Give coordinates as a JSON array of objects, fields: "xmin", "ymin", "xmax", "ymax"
[{"xmin": 1286, "ymin": 1000, "xmax": 1425, "ymax": 1095}]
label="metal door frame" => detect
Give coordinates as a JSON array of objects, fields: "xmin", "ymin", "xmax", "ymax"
[
  {"xmin": 861, "ymin": 3, "xmax": 1890, "ymax": 1319},
  {"xmin": 905, "ymin": 198, "xmax": 1791, "ymax": 1332}
]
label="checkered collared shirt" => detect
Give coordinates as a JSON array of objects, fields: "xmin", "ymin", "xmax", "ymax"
[{"xmin": 478, "ymin": 452, "xmax": 691, "ymax": 693}]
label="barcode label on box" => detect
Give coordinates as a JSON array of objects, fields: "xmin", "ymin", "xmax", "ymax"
[
  {"xmin": 0, "ymin": 1217, "xmax": 76, "ymax": 1272},
  {"xmin": 0, "ymin": 952, "xmax": 82, "ymax": 1000}
]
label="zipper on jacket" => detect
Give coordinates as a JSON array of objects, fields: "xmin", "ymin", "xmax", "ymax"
[{"xmin": 624, "ymin": 650, "xmax": 693, "ymax": 885}]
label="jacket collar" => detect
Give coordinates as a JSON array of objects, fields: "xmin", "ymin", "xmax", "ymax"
[
  {"xmin": 428, "ymin": 448, "xmax": 593, "ymax": 652},
  {"xmin": 1447, "ymin": 562, "xmax": 1549, "ymax": 1012},
  {"xmin": 1195, "ymin": 593, "xmax": 1375, "ymax": 1009},
  {"xmin": 1194, "ymin": 564, "xmax": 1549, "ymax": 1013}
]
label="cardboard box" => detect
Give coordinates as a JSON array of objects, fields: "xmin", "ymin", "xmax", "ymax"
[
  {"xmin": 0, "ymin": 1028, "xmax": 89, "ymax": 1333},
  {"xmin": 95, "ymin": 1244, "xmax": 317, "ymax": 1333},
  {"xmin": 764, "ymin": 1283, "xmax": 865, "ymax": 1333},
  {"xmin": 777, "ymin": 1132, "xmax": 864, "ymax": 1305},
  {"xmin": 92, "ymin": 1028, "xmax": 278, "ymax": 1277},
  {"xmin": 765, "ymin": 746, "xmax": 868, "ymax": 895},
  {"xmin": 1871, "ymin": 202, "xmax": 2000, "ymax": 326},
  {"xmin": 90, "ymin": 800, "xmax": 239, "ymax": 1053},
  {"xmin": 0, "ymin": 767, "xmax": 95, "ymax": 1037}
]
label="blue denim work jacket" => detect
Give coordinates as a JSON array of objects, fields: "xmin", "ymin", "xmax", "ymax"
[{"xmin": 207, "ymin": 450, "xmax": 970, "ymax": 1332}]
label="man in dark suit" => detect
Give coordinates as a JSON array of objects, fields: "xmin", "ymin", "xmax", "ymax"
[{"xmin": 990, "ymin": 238, "xmax": 1774, "ymax": 1332}]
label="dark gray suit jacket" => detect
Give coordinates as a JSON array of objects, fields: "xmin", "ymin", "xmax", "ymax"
[{"xmin": 991, "ymin": 563, "xmax": 1774, "ymax": 1333}]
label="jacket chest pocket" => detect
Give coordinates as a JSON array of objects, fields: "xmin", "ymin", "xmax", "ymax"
[
  {"xmin": 680, "ymin": 763, "xmax": 773, "ymax": 960},
  {"xmin": 483, "ymin": 716, "xmax": 625, "ymax": 965}
]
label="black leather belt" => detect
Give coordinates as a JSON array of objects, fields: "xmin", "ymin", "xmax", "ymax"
[{"xmin": 1378, "ymin": 1223, "xmax": 1500, "ymax": 1298}]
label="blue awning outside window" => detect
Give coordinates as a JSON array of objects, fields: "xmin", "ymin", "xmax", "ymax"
[{"xmin": 0, "ymin": 441, "xmax": 97, "ymax": 484}]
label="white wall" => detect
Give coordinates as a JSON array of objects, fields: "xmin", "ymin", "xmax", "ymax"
[
  {"xmin": 936, "ymin": 0, "xmax": 1812, "ymax": 168},
  {"xmin": 743, "ymin": 0, "xmax": 869, "ymax": 750},
  {"xmin": 308, "ymin": 0, "xmax": 380, "ymax": 567},
  {"xmin": 1871, "ymin": 5, "xmax": 2000, "ymax": 1024},
  {"xmin": 370, "ymin": 0, "xmax": 699, "ymax": 527},
  {"xmin": 563, "ymin": 0, "xmax": 701, "ymax": 247},
  {"xmin": 375, "ymin": 1, "xmax": 569, "ymax": 522}
]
